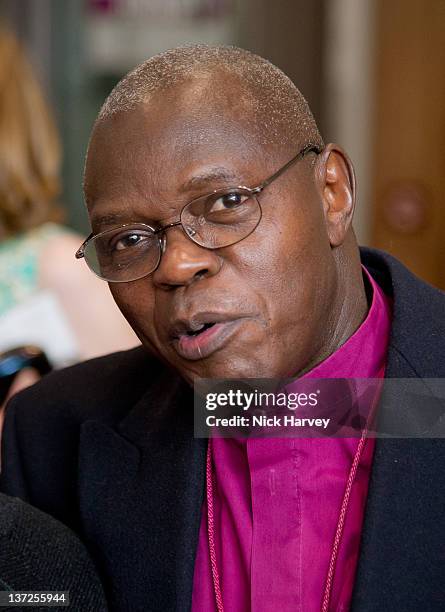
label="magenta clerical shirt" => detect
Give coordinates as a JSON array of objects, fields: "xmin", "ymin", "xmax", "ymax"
[{"xmin": 192, "ymin": 269, "xmax": 392, "ymax": 611}]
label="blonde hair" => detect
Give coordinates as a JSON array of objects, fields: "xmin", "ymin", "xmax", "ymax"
[{"xmin": 0, "ymin": 27, "xmax": 63, "ymax": 238}]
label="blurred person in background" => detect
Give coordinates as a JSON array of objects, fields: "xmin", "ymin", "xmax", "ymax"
[{"xmin": 0, "ymin": 27, "xmax": 138, "ymax": 400}]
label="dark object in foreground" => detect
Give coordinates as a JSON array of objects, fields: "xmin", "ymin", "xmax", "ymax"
[{"xmin": 0, "ymin": 494, "xmax": 107, "ymax": 611}]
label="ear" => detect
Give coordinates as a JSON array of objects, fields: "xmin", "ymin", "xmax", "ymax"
[{"xmin": 315, "ymin": 143, "xmax": 356, "ymax": 247}]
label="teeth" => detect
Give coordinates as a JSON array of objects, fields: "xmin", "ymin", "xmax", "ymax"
[{"xmin": 186, "ymin": 322, "xmax": 213, "ymax": 337}]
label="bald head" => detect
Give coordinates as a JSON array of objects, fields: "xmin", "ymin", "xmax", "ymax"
[{"xmin": 96, "ymin": 44, "xmax": 323, "ymax": 152}]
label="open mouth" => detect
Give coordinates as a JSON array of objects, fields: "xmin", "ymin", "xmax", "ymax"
[
  {"xmin": 184, "ymin": 322, "xmax": 216, "ymax": 337},
  {"xmin": 172, "ymin": 318, "xmax": 245, "ymax": 361}
]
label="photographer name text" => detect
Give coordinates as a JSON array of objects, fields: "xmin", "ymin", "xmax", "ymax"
[{"xmin": 206, "ymin": 414, "xmax": 330, "ymax": 429}]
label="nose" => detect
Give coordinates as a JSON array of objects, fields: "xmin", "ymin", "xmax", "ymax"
[{"xmin": 152, "ymin": 225, "xmax": 222, "ymax": 289}]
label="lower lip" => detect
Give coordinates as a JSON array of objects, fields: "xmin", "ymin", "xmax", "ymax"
[{"xmin": 174, "ymin": 320, "xmax": 244, "ymax": 361}]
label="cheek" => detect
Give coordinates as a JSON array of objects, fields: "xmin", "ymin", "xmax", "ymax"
[
  {"xmin": 110, "ymin": 283, "xmax": 157, "ymax": 340},
  {"xmin": 239, "ymin": 194, "xmax": 330, "ymax": 304},
  {"xmin": 229, "ymin": 190, "xmax": 335, "ymax": 355}
]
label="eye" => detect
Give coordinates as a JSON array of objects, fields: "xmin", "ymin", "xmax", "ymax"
[
  {"xmin": 107, "ymin": 228, "xmax": 155, "ymax": 253},
  {"xmin": 208, "ymin": 191, "xmax": 250, "ymax": 213},
  {"xmin": 114, "ymin": 232, "xmax": 143, "ymax": 251}
]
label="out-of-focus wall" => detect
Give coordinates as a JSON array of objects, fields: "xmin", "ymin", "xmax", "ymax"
[
  {"xmin": 237, "ymin": 0, "xmax": 325, "ymax": 127},
  {"xmin": 371, "ymin": 0, "xmax": 445, "ymax": 289},
  {"xmin": 0, "ymin": 0, "xmax": 52, "ymax": 93},
  {"xmin": 323, "ymin": 0, "xmax": 376, "ymax": 247}
]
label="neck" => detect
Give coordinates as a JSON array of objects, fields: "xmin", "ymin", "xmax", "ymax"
[{"xmin": 300, "ymin": 239, "xmax": 368, "ymax": 376}]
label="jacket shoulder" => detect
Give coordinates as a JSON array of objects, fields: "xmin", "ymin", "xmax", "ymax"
[
  {"xmin": 6, "ymin": 345, "xmax": 156, "ymax": 426},
  {"xmin": 0, "ymin": 346, "xmax": 164, "ymax": 523},
  {"xmin": 360, "ymin": 247, "xmax": 445, "ymax": 377}
]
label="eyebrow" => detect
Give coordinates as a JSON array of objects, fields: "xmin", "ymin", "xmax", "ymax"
[
  {"xmin": 90, "ymin": 212, "xmax": 133, "ymax": 231},
  {"xmin": 180, "ymin": 167, "xmax": 240, "ymax": 192},
  {"xmin": 90, "ymin": 167, "xmax": 242, "ymax": 231}
]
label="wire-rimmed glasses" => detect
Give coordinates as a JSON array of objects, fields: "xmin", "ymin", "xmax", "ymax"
[{"xmin": 75, "ymin": 144, "xmax": 322, "ymax": 282}]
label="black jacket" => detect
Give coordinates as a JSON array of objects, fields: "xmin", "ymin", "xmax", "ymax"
[
  {"xmin": 1, "ymin": 248, "xmax": 445, "ymax": 611},
  {"xmin": 0, "ymin": 493, "xmax": 108, "ymax": 611}
]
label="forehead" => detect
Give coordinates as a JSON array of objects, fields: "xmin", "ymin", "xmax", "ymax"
[{"xmin": 84, "ymin": 80, "xmax": 274, "ymax": 221}]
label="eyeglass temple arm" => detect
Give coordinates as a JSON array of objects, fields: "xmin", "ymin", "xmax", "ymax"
[
  {"xmin": 75, "ymin": 233, "xmax": 93, "ymax": 259},
  {"xmin": 252, "ymin": 144, "xmax": 323, "ymax": 194}
]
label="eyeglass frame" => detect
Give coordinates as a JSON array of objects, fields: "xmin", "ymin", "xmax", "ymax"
[{"xmin": 75, "ymin": 143, "xmax": 323, "ymax": 280}]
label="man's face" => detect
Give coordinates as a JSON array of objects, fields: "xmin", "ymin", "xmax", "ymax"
[{"xmin": 84, "ymin": 84, "xmax": 339, "ymax": 383}]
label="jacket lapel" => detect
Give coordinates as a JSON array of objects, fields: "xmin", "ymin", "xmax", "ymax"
[{"xmin": 78, "ymin": 370, "xmax": 206, "ymax": 611}]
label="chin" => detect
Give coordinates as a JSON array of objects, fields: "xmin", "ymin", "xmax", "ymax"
[{"xmin": 194, "ymin": 358, "xmax": 277, "ymax": 381}]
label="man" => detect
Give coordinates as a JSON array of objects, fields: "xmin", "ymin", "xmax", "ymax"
[{"xmin": 1, "ymin": 45, "xmax": 444, "ymax": 611}]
